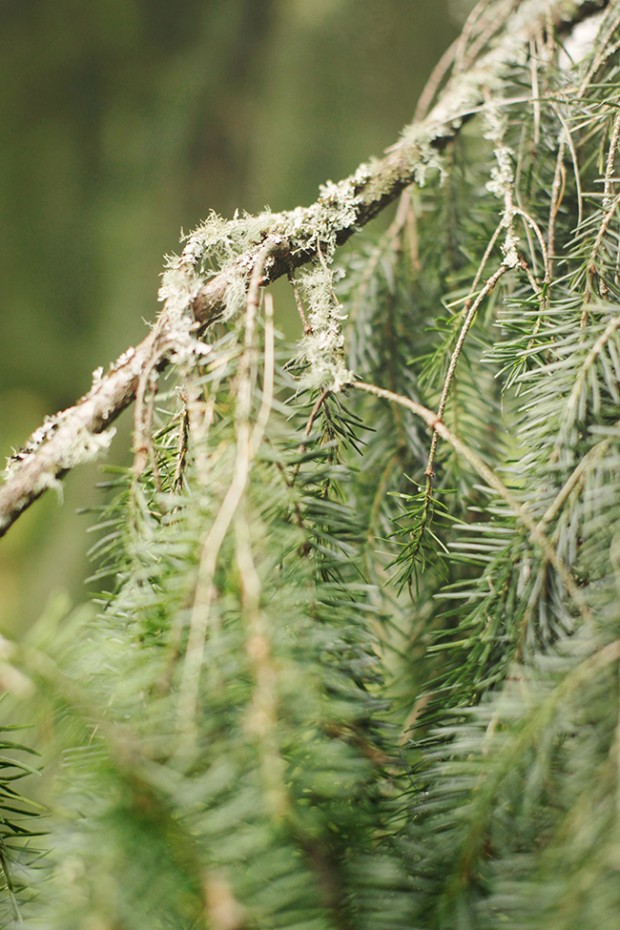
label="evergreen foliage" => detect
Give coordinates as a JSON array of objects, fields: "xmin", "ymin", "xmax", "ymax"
[{"xmin": 1, "ymin": 1, "xmax": 620, "ymax": 927}]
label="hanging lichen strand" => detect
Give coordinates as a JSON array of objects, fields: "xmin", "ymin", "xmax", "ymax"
[{"xmin": 1, "ymin": 1, "xmax": 620, "ymax": 928}]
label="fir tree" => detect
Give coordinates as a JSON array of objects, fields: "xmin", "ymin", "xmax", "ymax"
[{"xmin": 0, "ymin": 1, "xmax": 619, "ymax": 927}]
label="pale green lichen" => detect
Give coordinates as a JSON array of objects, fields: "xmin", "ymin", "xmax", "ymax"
[
  {"xmin": 157, "ymin": 261, "xmax": 211, "ymax": 364},
  {"xmin": 275, "ymin": 162, "xmax": 369, "ymax": 255},
  {"xmin": 185, "ymin": 209, "xmax": 273, "ymax": 274},
  {"xmin": 3, "ymin": 418, "xmax": 116, "ymax": 505},
  {"xmin": 158, "ymin": 166, "xmax": 368, "ymax": 341},
  {"xmin": 296, "ymin": 262, "xmax": 353, "ymax": 392},
  {"xmin": 400, "ymin": 125, "xmax": 446, "ymax": 187},
  {"xmin": 158, "ymin": 265, "xmax": 203, "ymax": 316},
  {"xmin": 153, "ymin": 152, "xmax": 377, "ymax": 395},
  {"xmin": 484, "ymin": 107, "xmax": 520, "ymax": 269},
  {"xmin": 159, "ymin": 209, "xmax": 275, "ymax": 328},
  {"xmin": 56, "ymin": 425, "xmax": 116, "ymax": 472},
  {"xmin": 155, "ymin": 165, "xmax": 368, "ymax": 393},
  {"xmin": 316, "ymin": 176, "xmax": 360, "ymax": 232}
]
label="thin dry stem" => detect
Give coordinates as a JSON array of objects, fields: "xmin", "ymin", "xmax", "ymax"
[{"xmin": 603, "ymin": 107, "xmax": 620, "ymax": 209}]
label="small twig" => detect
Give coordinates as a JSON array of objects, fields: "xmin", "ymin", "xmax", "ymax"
[
  {"xmin": 133, "ymin": 365, "xmax": 162, "ymax": 490},
  {"xmin": 547, "ymin": 138, "xmax": 566, "ymax": 279},
  {"xmin": 529, "ymin": 38, "xmax": 542, "ymax": 148},
  {"xmin": 552, "ymin": 105, "xmax": 583, "ymax": 232},
  {"xmin": 539, "ymin": 428, "xmax": 616, "ymax": 530},
  {"xmin": 304, "ymin": 392, "xmax": 329, "ymax": 439},
  {"xmin": 287, "ymin": 390, "xmax": 330, "ymax": 489},
  {"xmin": 560, "ymin": 313, "xmax": 620, "ymax": 444},
  {"xmin": 603, "ymin": 107, "xmax": 620, "ymax": 210},
  {"xmin": 453, "ymin": 0, "xmax": 512, "ymax": 75},
  {"xmin": 414, "ymin": 40, "xmax": 459, "ymax": 121},
  {"xmin": 252, "ymin": 293, "xmax": 275, "ymax": 455},
  {"xmin": 172, "ymin": 395, "xmax": 191, "ymax": 493},
  {"xmin": 583, "ymin": 192, "xmax": 620, "ymax": 321},
  {"xmin": 423, "ymin": 95, "xmax": 518, "ymax": 482}
]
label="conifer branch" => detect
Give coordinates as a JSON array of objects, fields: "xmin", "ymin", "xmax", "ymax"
[
  {"xmin": 0, "ymin": 0, "xmax": 610, "ymax": 538},
  {"xmin": 177, "ymin": 249, "xmax": 272, "ymax": 735},
  {"xmin": 352, "ymin": 379, "xmax": 592, "ymax": 623},
  {"xmin": 424, "ymin": 247, "xmax": 509, "ymax": 482}
]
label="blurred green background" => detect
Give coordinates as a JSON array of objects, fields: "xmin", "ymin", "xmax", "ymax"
[{"xmin": 0, "ymin": 0, "xmax": 470, "ymax": 631}]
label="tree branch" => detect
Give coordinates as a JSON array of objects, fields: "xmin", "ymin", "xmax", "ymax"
[
  {"xmin": 0, "ymin": 0, "xmax": 609, "ymax": 537},
  {"xmin": 351, "ymin": 380, "xmax": 592, "ymax": 624}
]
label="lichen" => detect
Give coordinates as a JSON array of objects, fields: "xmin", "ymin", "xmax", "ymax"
[
  {"xmin": 159, "ymin": 209, "xmax": 278, "ymax": 329},
  {"xmin": 484, "ymin": 107, "xmax": 519, "ymax": 269},
  {"xmin": 3, "ymin": 416, "xmax": 116, "ymax": 507},
  {"xmin": 56, "ymin": 425, "xmax": 116, "ymax": 471},
  {"xmin": 155, "ymin": 169, "xmax": 366, "ymax": 391},
  {"xmin": 275, "ymin": 167, "xmax": 367, "ymax": 257},
  {"xmin": 296, "ymin": 262, "xmax": 353, "ymax": 392},
  {"xmin": 155, "ymin": 157, "xmax": 369, "ymax": 346},
  {"xmin": 191, "ymin": 210, "xmax": 273, "ymax": 271},
  {"xmin": 316, "ymin": 177, "xmax": 359, "ymax": 231},
  {"xmin": 400, "ymin": 125, "xmax": 446, "ymax": 187},
  {"xmin": 4, "ymin": 415, "xmax": 62, "ymax": 479}
]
